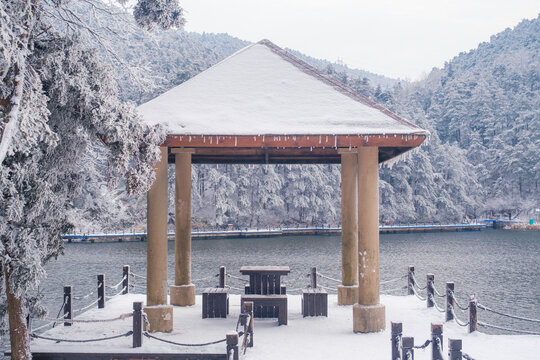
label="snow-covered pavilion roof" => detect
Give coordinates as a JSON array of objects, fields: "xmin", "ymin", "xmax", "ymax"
[{"xmin": 138, "ymin": 40, "xmax": 428, "ymax": 164}]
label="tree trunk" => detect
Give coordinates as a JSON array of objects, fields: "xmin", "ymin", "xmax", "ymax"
[{"xmin": 4, "ymin": 266, "xmax": 31, "ymax": 360}]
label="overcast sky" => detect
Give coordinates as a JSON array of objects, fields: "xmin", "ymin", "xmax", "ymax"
[{"xmin": 179, "ymin": 0, "xmax": 539, "ymax": 80}]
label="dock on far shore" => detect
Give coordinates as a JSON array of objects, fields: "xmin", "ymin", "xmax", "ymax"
[{"xmin": 62, "ymin": 223, "xmax": 488, "ymax": 243}]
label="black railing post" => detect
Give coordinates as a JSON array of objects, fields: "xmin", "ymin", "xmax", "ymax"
[
  {"xmin": 64, "ymin": 286, "xmax": 72, "ymax": 326},
  {"xmin": 427, "ymin": 274, "xmax": 435, "ymax": 308},
  {"xmin": 26, "ymin": 314, "xmax": 31, "ymax": 333},
  {"xmin": 431, "ymin": 323, "xmax": 443, "ymax": 360},
  {"xmin": 401, "ymin": 336, "xmax": 414, "ymax": 360},
  {"xmin": 123, "ymin": 265, "xmax": 130, "ymax": 295},
  {"xmin": 219, "ymin": 266, "xmax": 226, "ymax": 288},
  {"xmin": 446, "ymin": 282, "xmax": 455, "ymax": 322},
  {"xmin": 407, "ymin": 266, "xmax": 415, "ymax": 295},
  {"xmin": 391, "ymin": 322, "xmax": 402, "ymax": 360},
  {"xmin": 310, "ymin": 267, "xmax": 317, "ymax": 289},
  {"xmin": 448, "ymin": 338, "xmax": 462, "ymax": 360},
  {"xmin": 226, "ymin": 332, "xmax": 239, "ymax": 360},
  {"xmin": 132, "ymin": 302, "xmax": 143, "ymax": 348},
  {"xmin": 98, "ymin": 274, "xmax": 105, "ymax": 309},
  {"xmin": 468, "ymin": 298, "xmax": 477, "ymax": 333}
]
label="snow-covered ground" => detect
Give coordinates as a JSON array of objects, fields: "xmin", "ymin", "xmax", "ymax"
[{"xmin": 31, "ymin": 293, "xmax": 539, "ymax": 359}]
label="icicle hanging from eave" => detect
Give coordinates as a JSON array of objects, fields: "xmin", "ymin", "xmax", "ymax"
[
  {"xmin": 380, "ymin": 133, "xmax": 430, "ymax": 170},
  {"xmin": 380, "ymin": 150, "xmax": 410, "ymax": 170}
]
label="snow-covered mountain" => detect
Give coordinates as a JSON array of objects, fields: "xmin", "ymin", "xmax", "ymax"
[{"xmin": 70, "ymin": 4, "xmax": 539, "ymax": 230}]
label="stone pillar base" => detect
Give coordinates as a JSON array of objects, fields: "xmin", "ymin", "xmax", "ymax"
[
  {"xmin": 170, "ymin": 284, "xmax": 196, "ymax": 306},
  {"xmin": 337, "ymin": 285, "xmax": 358, "ymax": 305},
  {"xmin": 144, "ymin": 305, "xmax": 173, "ymax": 333},
  {"xmin": 353, "ymin": 303, "xmax": 386, "ymax": 333}
]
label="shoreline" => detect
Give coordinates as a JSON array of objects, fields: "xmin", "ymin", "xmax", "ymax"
[
  {"xmin": 62, "ymin": 223, "xmax": 493, "ymax": 243},
  {"xmin": 511, "ymin": 223, "xmax": 540, "ymax": 230}
]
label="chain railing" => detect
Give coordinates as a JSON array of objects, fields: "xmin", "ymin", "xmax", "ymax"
[
  {"xmin": 31, "ymin": 330, "xmax": 133, "ymax": 343},
  {"xmin": 31, "ymin": 299, "xmax": 251, "ymax": 358},
  {"xmin": 406, "ymin": 265, "xmax": 540, "ymax": 336},
  {"xmin": 29, "ymin": 266, "xmax": 133, "ymax": 334},
  {"xmin": 391, "ymin": 322, "xmax": 477, "ymax": 360}
]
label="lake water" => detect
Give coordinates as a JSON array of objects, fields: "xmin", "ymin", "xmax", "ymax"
[
  {"xmin": 2, "ymin": 229, "xmax": 538, "ymax": 356},
  {"xmin": 37, "ymin": 229, "xmax": 539, "ymax": 334}
]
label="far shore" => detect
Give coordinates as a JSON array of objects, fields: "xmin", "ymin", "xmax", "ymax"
[{"xmin": 510, "ymin": 223, "xmax": 540, "ymax": 230}]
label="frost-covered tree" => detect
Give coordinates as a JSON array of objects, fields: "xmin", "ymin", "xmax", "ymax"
[
  {"xmin": 24, "ymin": 4, "xmax": 535, "ymax": 233},
  {"xmin": 419, "ymin": 16, "xmax": 540, "ymax": 217},
  {"xmin": 134, "ymin": 0, "xmax": 185, "ymax": 31},
  {"xmin": 0, "ymin": 1, "xmax": 183, "ymax": 358}
]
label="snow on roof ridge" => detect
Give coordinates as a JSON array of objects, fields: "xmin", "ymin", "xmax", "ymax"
[
  {"xmin": 159, "ymin": 41, "xmax": 256, "ymax": 90},
  {"xmin": 138, "ymin": 39, "xmax": 430, "ymax": 138},
  {"xmin": 255, "ymin": 39, "xmax": 425, "ymax": 132}
]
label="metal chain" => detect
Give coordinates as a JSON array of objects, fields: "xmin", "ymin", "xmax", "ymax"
[
  {"xmin": 106, "ymin": 286, "xmax": 127, "ymax": 299},
  {"xmin": 316, "ymin": 272, "xmax": 341, "ymax": 283},
  {"xmin": 73, "ymin": 290, "xmax": 95, "ymax": 301},
  {"xmin": 450, "ymin": 292, "xmax": 469, "ymax": 311},
  {"xmin": 130, "ymin": 283, "xmax": 146, "ymax": 289},
  {"xmin": 451, "ymin": 307, "xmax": 470, "ymax": 327},
  {"xmin": 380, "ymin": 275, "xmax": 407, "ymax": 285},
  {"xmin": 410, "ymin": 273, "xmax": 427, "ymax": 290},
  {"xmin": 107, "ymin": 275, "xmax": 127, "ymax": 290},
  {"xmin": 281, "ymin": 273, "xmax": 310, "ymax": 289},
  {"xmin": 429, "ymin": 294, "xmax": 446, "ymax": 313},
  {"xmin": 434, "ymin": 337, "xmax": 445, "ymax": 359},
  {"xmin": 412, "ymin": 285, "xmax": 426, "ymax": 301},
  {"xmin": 142, "ymin": 313, "xmax": 150, "ymax": 330},
  {"xmin": 235, "ymin": 312, "xmax": 244, "ymax": 332},
  {"xmin": 73, "ymin": 297, "xmax": 102, "ymax": 314},
  {"xmin": 191, "ymin": 273, "xmax": 219, "ymax": 283},
  {"xmin": 130, "ymin": 271, "xmax": 147, "ymax": 280},
  {"xmin": 52, "ymin": 297, "xmax": 68, "ymax": 328},
  {"xmin": 44, "ymin": 313, "xmax": 70, "ymax": 323},
  {"xmin": 44, "ymin": 312, "xmax": 132, "ymax": 324},
  {"xmin": 404, "ymin": 350, "xmax": 413, "ymax": 360},
  {"xmin": 413, "ymin": 339, "xmax": 431, "ymax": 349},
  {"xmin": 478, "ymin": 321, "xmax": 540, "ymax": 335},
  {"xmin": 143, "ymin": 331, "xmax": 227, "ymax": 346},
  {"xmin": 227, "ymin": 286, "xmax": 245, "ymax": 292},
  {"xmin": 285, "ymin": 287, "xmax": 305, "ymax": 292},
  {"xmin": 478, "ymin": 303, "xmax": 540, "ymax": 323},
  {"xmin": 242, "ymin": 332, "xmax": 250, "ymax": 355},
  {"xmin": 317, "ymin": 284, "xmax": 338, "ymax": 292},
  {"xmin": 30, "ymin": 330, "xmax": 133, "ymax": 343},
  {"xmin": 30, "ymin": 319, "xmax": 61, "ymax": 333},
  {"xmin": 429, "ymin": 280, "xmax": 446, "ymax": 298},
  {"xmin": 226, "ymin": 273, "xmax": 248, "ymax": 281}
]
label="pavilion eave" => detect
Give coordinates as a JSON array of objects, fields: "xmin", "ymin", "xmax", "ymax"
[{"xmin": 164, "ymin": 134, "xmax": 426, "ymax": 164}]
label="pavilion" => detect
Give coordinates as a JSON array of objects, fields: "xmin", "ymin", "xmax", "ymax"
[{"xmin": 137, "ymin": 39, "xmax": 428, "ymax": 334}]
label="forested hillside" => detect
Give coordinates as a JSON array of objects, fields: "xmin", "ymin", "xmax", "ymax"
[
  {"xmin": 69, "ymin": 4, "xmax": 539, "ymax": 231},
  {"xmin": 326, "ymin": 16, "xmax": 538, "ymax": 223},
  {"xmin": 422, "ymin": 16, "xmax": 539, "ymax": 217}
]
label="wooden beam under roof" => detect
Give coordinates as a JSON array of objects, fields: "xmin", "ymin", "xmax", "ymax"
[{"xmin": 165, "ymin": 145, "xmax": 419, "ymax": 164}]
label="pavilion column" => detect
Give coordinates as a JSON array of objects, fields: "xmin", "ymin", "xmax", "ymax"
[
  {"xmin": 353, "ymin": 146, "xmax": 385, "ymax": 333},
  {"xmin": 338, "ymin": 150, "xmax": 359, "ymax": 305},
  {"xmin": 170, "ymin": 149, "xmax": 196, "ymax": 306},
  {"xmin": 145, "ymin": 146, "xmax": 173, "ymax": 332}
]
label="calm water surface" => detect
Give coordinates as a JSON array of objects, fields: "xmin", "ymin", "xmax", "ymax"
[
  {"xmin": 1, "ymin": 230, "xmax": 537, "ymax": 356},
  {"xmin": 35, "ymin": 230, "xmax": 539, "ymax": 336}
]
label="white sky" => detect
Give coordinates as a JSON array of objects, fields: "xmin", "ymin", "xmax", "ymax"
[{"xmin": 179, "ymin": 0, "xmax": 539, "ymax": 80}]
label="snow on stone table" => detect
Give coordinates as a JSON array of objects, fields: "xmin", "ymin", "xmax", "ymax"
[{"xmin": 30, "ymin": 294, "xmax": 540, "ymax": 359}]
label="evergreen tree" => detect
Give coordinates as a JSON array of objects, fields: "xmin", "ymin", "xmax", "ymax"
[{"xmin": 0, "ymin": 1, "xmax": 183, "ymax": 358}]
